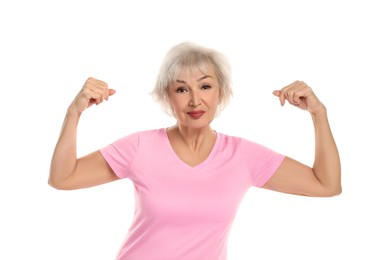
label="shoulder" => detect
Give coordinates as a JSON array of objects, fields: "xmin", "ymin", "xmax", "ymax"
[
  {"xmin": 107, "ymin": 128, "xmax": 165, "ymax": 148},
  {"xmin": 216, "ymin": 132, "xmax": 248, "ymax": 156},
  {"xmin": 217, "ymin": 131, "xmax": 277, "ymax": 155},
  {"xmin": 121, "ymin": 128, "xmax": 165, "ymax": 140},
  {"xmin": 217, "ymin": 132, "xmax": 242, "ymax": 147},
  {"xmin": 137, "ymin": 128, "xmax": 167, "ymax": 142},
  {"xmin": 217, "ymin": 132, "xmax": 257, "ymax": 148}
]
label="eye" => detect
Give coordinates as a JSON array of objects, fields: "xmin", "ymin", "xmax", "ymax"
[
  {"xmin": 201, "ymin": 84, "xmax": 211, "ymax": 90},
  {"xmin": 175, "ymin": 87, "xmax": 187, "ymax": 93}
]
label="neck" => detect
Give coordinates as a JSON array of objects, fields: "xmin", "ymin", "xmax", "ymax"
[{"xmin": 168, "ymin": 124, "xmax": 216, "ymax": 152}]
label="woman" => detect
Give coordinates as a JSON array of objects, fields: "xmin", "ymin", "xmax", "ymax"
[{"xmin": 49, "ymin": 42, "xmax": 341, "ymax": 259}]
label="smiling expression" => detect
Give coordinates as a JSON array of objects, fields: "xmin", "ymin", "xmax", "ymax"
[{"xmin": 167, "ymin": 67, "xmax": 221, "ymax": 129}]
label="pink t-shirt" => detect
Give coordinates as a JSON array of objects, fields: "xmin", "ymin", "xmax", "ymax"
[{"xmin": 100, "ymin": 128, "xmax": 285, "ymax": 260}]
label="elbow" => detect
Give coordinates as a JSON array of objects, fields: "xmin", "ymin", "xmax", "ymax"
[
  {"xmin": 321, "ymin": 185, "xmax": 342, "ymax": 197},
  {"xmin": 333, "ymin": 185, "xmax": 343, "ymax": 196},
  {"xmin": 48, "ymin": 178, "xmax": 63, "ymax": 190},
  {"xmin": 314, "ymin": 169, "xmax": 342, "ymax": 197},
  {"xmin": 48, "ymin": 167, "xmax": 76, "ymax": 190},
  {"xmin": 328, "ymin": 175, "xmax": 343, "ymax": 197},
  {"xmin": 48, "ymin": 177, "xmax": 72, "ymax": 191}
]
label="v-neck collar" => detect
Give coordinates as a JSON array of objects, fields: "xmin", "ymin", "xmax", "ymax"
[{"xmin": 161, "ymin": 128, "xmax": 220, "ymax": 171}]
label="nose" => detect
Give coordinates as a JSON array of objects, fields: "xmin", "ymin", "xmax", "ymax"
[{"xmin": 189, "ymin": 90, "xmax": 201, "ymax": 107}]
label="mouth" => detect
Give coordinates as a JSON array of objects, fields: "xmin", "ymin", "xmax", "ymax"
[{"xmin": 187, "ymin": 110, "xmax": 205, "ymax": 119}]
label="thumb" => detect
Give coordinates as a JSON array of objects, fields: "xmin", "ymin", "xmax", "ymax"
[
  {"xmin": 272, "ymin": 90, "xmax": 281, "ymax": 97},
  {"xmin": 108, "ymin": 89, "xmax": 116, "ymax": 96}
]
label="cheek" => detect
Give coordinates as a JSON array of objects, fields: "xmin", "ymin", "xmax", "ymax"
[
  {"xmin": 211, "ymin": 92, "xmax": 222, "ymax": 106},
  {"xmin": 214, "ymin": 88, "xmax": 222, "ymax": 105},
  {"xmin": 168, "ymin": 96, "xmax": 185, "ymax": 111}
]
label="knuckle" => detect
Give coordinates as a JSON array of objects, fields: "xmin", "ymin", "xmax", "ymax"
[{"xmin": 86, "ymin": 77, "xmax": 95, "ymax": 83}]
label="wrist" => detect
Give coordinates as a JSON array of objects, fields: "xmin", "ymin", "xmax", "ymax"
[
  {"xmin": 310, "ymin": 105, "xmax": 329, "ymax": 124},
  {"xmin": 310, "ymin": 103, "xmax": 327, "ymax": 116},
  {"xmin": 66, "ymin": 104, "xmax": 83, "ymax": 118}
]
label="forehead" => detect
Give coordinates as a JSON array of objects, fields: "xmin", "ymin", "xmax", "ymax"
[{"xmin": 174, "ymin": 63, "xmax": 216, "ymax": 81}]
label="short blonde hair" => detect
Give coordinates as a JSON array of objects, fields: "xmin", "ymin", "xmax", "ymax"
[{"xmin": 151, "ymin": 42, "xmax": 233, "ymax": 116}]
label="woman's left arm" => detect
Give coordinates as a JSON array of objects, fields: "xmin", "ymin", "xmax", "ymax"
[{"xmin": 263, "ymin": 81, "xmax": 342, "ymax": 197}]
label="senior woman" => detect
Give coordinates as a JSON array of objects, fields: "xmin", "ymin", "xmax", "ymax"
[{"xmin": 49, "ymin": 42, "xmax": 341, "ymax": 259}]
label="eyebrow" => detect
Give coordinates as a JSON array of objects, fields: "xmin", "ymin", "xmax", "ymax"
[{"xmin": 175, "ymin": 75, "xmax": 212, "ymax": 84}]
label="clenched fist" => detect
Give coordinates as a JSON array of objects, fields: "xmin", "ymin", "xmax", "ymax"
[
  {"xmin": 69, "ymin": 77, "xmax": 116, "ymax": 114},
  {"xmin": 273, "ymin": 80, "xmax": 325, "ymax": 115}
]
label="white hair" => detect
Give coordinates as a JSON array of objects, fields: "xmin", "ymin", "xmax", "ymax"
[{"xmin": 151, "ymin": 42, "xmax": 233, "ymax": 116}]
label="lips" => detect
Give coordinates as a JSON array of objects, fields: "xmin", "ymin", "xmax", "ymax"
[{"xmin": 187, "ymin": 110, "xmax": 205, "ymax": 119}]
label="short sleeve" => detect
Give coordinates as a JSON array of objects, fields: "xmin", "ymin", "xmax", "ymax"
[
  {"xmin": 99, "ymin": 132, "xmax": 140, "ymax": 179},
  {"xmin": 240, "ymin": 138, "xmax": 285, "ymax": 187}
]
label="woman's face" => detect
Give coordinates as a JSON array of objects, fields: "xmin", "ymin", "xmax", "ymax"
[{"xmin": 167, "ymin": 66, "xmax": 221, "ymax": 129}]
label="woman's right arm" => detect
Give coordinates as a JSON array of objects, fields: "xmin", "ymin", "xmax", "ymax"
[{"xmin": 48, "ymin": 77, "xmax": 118, "ymax": 190}]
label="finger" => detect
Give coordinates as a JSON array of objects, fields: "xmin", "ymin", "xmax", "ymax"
[
  {"xmin": 279, "ymin": 80, "xmax": 300, "ymax": 106},
  {"xmin": 85, "ymin": 89, "xmax": 104, "ymax": 105},
  {"xmin": 88, "ymin": 83, "xmax": 110, "ymax": 104},
  {"xmin": 96, "ymin": 82, "xmax": 110, "ymax": 101},
  {"xmin": 272, "ymin": 90, "xmax": 285, "ymax": 106},
  {"xmin": 279, "ymin": 92, "xmax": 286, "ymax": 106},
  {"xmin": 291, "ymin": 83, "xmax": 307, "ymax": 104},
  {"xmin": 101, "ymin": 88, "xmax": 116, "ymax": 101},
  {"xmin": 107, "ymin": 89, "xmax": 116, "ymax": 100},
  {"xmin": 274, "ymin": 90, "xmax": 286, "ymax": 106},
  {"xmin": 281, "ymin": 80, "xmax": 306, "ymax": 105},
  {"xmin": 85, "ymin": 77, "xmax": 110, "ymax": 100},
  {"xmin": 104, "ymin": 89, "xmax": 116, "ymax": 101},
  {"xmin": 87, "ymin": 77, "xmax": 108, "ymax": 87}
]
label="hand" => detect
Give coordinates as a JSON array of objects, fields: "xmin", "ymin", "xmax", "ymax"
[
  {"xmin": 69, "ymin": 77, "xmax": 116, "ymax": 114},
  {"xmin": 273, "ymin": 80, "xmax": 325, "ymax": 114}
]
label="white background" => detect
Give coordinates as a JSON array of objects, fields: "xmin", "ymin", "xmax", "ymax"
[{"xmin": 1, "ymin": 0, "xmax": 389, "ymax": 259}]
